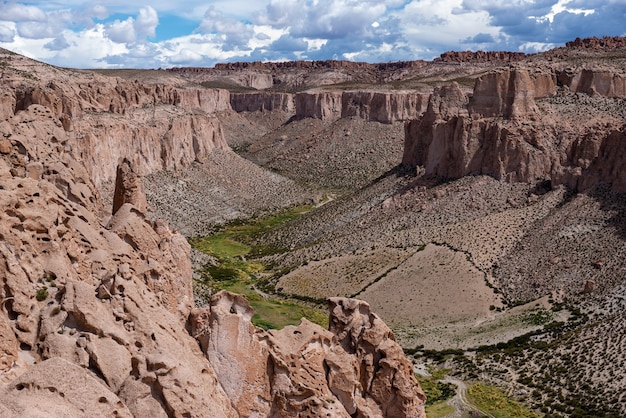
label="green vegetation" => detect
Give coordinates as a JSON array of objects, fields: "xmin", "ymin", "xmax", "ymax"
[
  {"xmin": 189, "ymin": 204, "xmax": 312, "ymax": 258},
  {"xmin": 190, "ymin": 205, "xmax": 329, "ymax": 330},
  {"xmin": 467, "ymin": 383, "xmax": 540, "ymax": 418},
  {"xmin": 36, "ymin": 287, "xmax": 48, "ymax": 301},
  {"xmin": 415, "ymin": 368, "xmax": 456, "ymax": 416},
  {"xmin": 416, "ymin": 376, "xmax": 455, "ymax": 406},
  {"xmin": 425, "ymin": 402, "xmax": 455, "ymax": 417}
]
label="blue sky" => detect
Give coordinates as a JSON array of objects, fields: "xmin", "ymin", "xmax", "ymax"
[{"xmin": 0, "ymin": 0, "xmax": 624, "ymax": 69}]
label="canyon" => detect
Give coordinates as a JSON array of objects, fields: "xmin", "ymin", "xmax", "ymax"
[{"xmin": 1, "ymin": 35, "xmax": 626, "ymax": 417}]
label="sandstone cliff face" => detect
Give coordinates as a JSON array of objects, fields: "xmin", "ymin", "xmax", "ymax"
[
  {"xmin": 403, "ymin": 67, "xmax": 626, "ymax": 192},
  {"xmin": 0, "ymin": 104, "xmax": 235, "ymax": 416},
  {"xmin": 190, "ymin": 292, "xmax": 426, "ymax": 418},
  {"xmin": 1, "ymin": 65, "xmax": 231, "ymax": 187},
  {"xmin": 341, "ymin": 91, "xmax": 430, "ymax": 123},
  {"xmin": 295, "ymin": 91, "xmax": 343, "ymax": 121},
  {"xmin": 558, "ymin": 68, "xmax": 626, "ymax": 98},
  {"xmin": 232, "ymin": 90, "xmax": 429, "ymax": 124},
  {"xmin": 230, "ymin": 92, "xmax": 295, "ymax": 112},
  {"xmin": 468, "ymin": 69, "xmax": 557, "ymax": 118}
]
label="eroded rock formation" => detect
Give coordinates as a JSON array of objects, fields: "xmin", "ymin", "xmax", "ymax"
[
  {"xmin": 231, "ymin": 90, "xmax": 429, "ymax": 124},
  {"xmin": 190, "ymin": 292, "xmax": 426, "ymax": 418},
  {"xmin": 230, "ymin": 92, "xmax": 295, "ymax": 113},
  {"xmin": 0, "ymin": 64, "xmax": 231, "ymax": 186},
  {"xmin": 403, "ymin": 66, "xmax": 626, "ymax": 192},
  {"xmin": 341, "ymin": 91, "xmax": 430, "ymax": 123},
  {"xmin": 295, "ymin": 91, "xmax": 343, "ymax": 121}
]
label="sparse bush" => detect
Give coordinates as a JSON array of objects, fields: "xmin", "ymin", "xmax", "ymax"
[{"xmin": 36, "ymin": 287, "xmax": 48, "ymax": 301}]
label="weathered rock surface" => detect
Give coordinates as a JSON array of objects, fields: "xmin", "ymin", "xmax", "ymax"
[
  {"xmin": 1, "ymin": 58, "xmax": 231, "ymax": 187},
  {"xmin": 295, "ymin": 91, "xmax": 343, "ymax": 121},
  {"xmin": 557, "ymin": 68, "xmax": 626, "ymax": 98},
  {"xmin": 232, "ymin": 90, "xmax": 428, "ymax": 124},
  {"xmin": 435, "ymin": 50, "xmax": 527, "ymax": 63},
  {"xmin": 230, "ymin": 92, "xmax": 295, "ymax": 112},
  {"xmin": 190, "ymin": 291, "xmax": 426, "ymax": 418},
  {"xmin": 112, "ymin": 158, "xmax": 148, "ymax": 215},
  {"xmin": 403, "ymin": 67, "xmax": 626, "ymax": 192},
  {"xmin": 469, "ymin": 68, "xmax": 557, "ymax": 118},
  {"xmin": 341, "ymin": 91, "xmax": 430, "ymax": 123}
]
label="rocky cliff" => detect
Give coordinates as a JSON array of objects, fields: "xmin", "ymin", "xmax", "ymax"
[
  {"xmin": 341, "ymin": 91, "xmax": 430, "ymax": 123},
  {"xmin": 231, "ymin": 90, "xmax": 429, "ymax": 124},
  {"xmin": 230, "ymin": 92, "xmax": 295, "ymax": 113},
  {"xmin": 403, "ymin": 67, "xmax": 626, "ymax": 192},
  {"xmin": 1, "ymin": 56, "xmax": 231, "ymax": 187},
  {"xmin": 0, "ymin": 50, "xmax": 425, "ymax": 417}
]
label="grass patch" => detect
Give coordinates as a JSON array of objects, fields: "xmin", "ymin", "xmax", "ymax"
[
  {"xmin": 467, "ymin": 383, "xmax": 540, "ymax": 418},
  {"xmin": 190, "ymin": 204, "xmax": 328, "ymax": 331},
  {"xmin": 189, "ymin": 204, "xmax": 313, "ymax": 258},
  {"xmin": 425, "ymin": 402, "xmax": 455, "ymax": 417},
  {"xmin": 416, "ymin": 369, "xmax": 455, "ymax": 406}
]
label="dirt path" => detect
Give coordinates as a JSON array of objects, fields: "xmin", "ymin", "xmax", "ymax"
[{"xmin": 442, "ymin": 377, "xmax": 496, "ymax": 418}]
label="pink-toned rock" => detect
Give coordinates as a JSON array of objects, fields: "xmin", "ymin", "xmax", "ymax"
[
  {"xmin": 403, "ymin": 69, "xmax": 626, "ymax": 193},
  {"xmin": 341, "ymin": 91, "xmax": 430, "ymax": 123},
  {"xmin": 112, "ymin": 158, "xmax": 148, "ymax": 215},
  {"xmin": 191, "ymin": 291, "xmax": 272, "ymax": 417},
  {"xmin": 295, "ymin": 91, "xmax": 343, "ymax": 121},
  {"xmin": 197, "ymin": 291, "xmax": 426, "ymax": 418},
  {"xmin": 469, "ymin": 68, "xmax": 556, "ymax": 118},
  {"xmin": 0, "ymin": 313, "xmax": 18, "ymax": 373},
  {"xmin": 230, "ymin": 92, "xmax": 295, "ymax": 112},
  {"xmin": 0, "ymin": 357, "xmax": 133, "ymax": 418},
  {"xmin": 0, "ymin": 138, "xmax": 11, "ymax": 154},
  {"xmin": 560, "ymin": 69, "xmax": 626, "ymax": 98}
]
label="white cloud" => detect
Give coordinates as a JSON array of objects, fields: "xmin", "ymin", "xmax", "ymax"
[
  {"xmin": 0, "ymin": 24, "xmax": 16, "ymax": 42},
  {"xmin": 0, "ymin": 3, "xmax": 47, "ymax": 22},
  {"xmin": 136, "ymin": 6, "xmax": 159, "ymax": 38},
  {"xmin": 104, "ymin": 6, "xmax": 159, "ymax": 44},
  {"xmin": 0, "ymin": 0, "xmax": 624, "ymax": 68},
  {"xmin": 105, "ymin": 17, "xmax": 136, "ymax": 43}
]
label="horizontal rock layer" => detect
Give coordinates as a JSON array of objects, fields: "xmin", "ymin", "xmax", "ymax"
[
  {"xmin": 403, "ymin": 68, "xmax": 626, "ymax": 192},
  {"xmin": 1, "ymin": 70, "xmax": 231, "ymax": 187},
  {"xmin": 231, "ymin": 90, "xmax": 430, "ymax": 123}
]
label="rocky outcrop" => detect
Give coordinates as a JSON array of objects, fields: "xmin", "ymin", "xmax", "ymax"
[
  {"xmin": 557, "ymin": 68, "xmax": 626, "ymax": 98},
  {"xmin": 469, "ymin": 68, "xmax": 557, "ymax": 118},
  {"xmin": 230, "ymin": 92, "xmax": 295, "ymax": 112},
  {"xmin": 341, "ymin": 91, "xmax": 430, "ymax": 123},
  {"xmin": 435, "ymin": 50, "xmax": 527, "ymax": 64},
  {"xmin": 565, "ymin": 36, "xmax": 626, "ymax": 50},
  {"xmin": 0, "ymin": 103, "xmax": 235, "ymax": 415},
  {"xmin": 1, "ymin": 50, "xmax": 426, "ymax": 417},
  {"xmin": 112, "ymin": 158, "xmax": 148, "ymax": 215},
  {"xmin": 190, "ymin": 291, "xmax": 426, "ymax": 418},
  {"xmin": 295, "ymin": 91, "xmax": 343, "ymax": 121},
  {"xmin": 1, "ymin": 65, "xmax": 231, "ymax": 187},
  {"xmin": 403, "ymin": 68, "xmax": 626, "ymax": 192},
  {"xmin": 231, "ymin": 90, "xmax": 428, "ymax": 123}
]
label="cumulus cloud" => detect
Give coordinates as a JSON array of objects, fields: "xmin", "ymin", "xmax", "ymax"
[
  {"xmin": 104, "ymin": 6, "xmax": 159, "ymax": 44},
  {"xmin": 0, "ymin": 24, "xmax": 16, "ymax": 42},
  {"xmin": 136, "ymin": 6, "xmax": 159, "ymax": 38},
  {"xmin": 44, "ymin": 34, "xmax": 71, "ymax": 51},
  {"xmin": 105, "ymin": 17, "xmax": 136, "ymax": 43},
  {"xmin": 0, "ymin": 0, "xmax": 625, "ymax": 68},
  {"xmin": 0, "ymin": 3, "xmax": 47, "ymax": 22},
  {"xmin": 197, "ymin": 6, "xmax": 255, "ymax": 49},
  {"xmin": 260, "ymin": 0, "xmax": 387, "ymax": 40}
]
